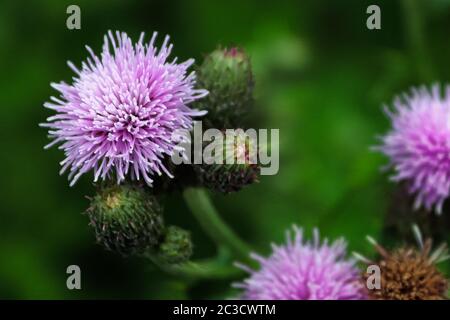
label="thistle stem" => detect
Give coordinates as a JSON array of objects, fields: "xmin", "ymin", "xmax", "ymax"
[
  {"xmin": 155, "ymin": 259, "xmax": 243, "ymax": 280},
  {"xmin": 146, "ymin": 247, "xmax": 244, "ymax": 280},
  {"xmin": 401, "ymin": 0, "xmax": 435, "ymax": 81},
  {"xmin": 183, "ymin": 187, "xmax": 252, "ymax": 263}
]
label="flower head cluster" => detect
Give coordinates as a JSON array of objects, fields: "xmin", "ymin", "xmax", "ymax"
[
  {"xmin": 42, "ymin": 31, "xmax": 207, "ymax": 186},
  {"xmin": 377, "ymin": 85, "xmax": 450, "ymax": 214},
  {"xmin": 234, "ymin": 226, "xmax": 366, "ymax": 300}
]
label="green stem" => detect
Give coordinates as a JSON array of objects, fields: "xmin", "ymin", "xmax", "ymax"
[
  {"xmin": 146, "ymin": 247, "xmax": 244, "ymax": 280},
  {"xmin": 183, "ymin": 187, "xmax": 252, "ymax": 264},
  {"xmin": 401, "ymin": 0, "xmax": 435, "ymax": 81},
  {"xmin": 156, "ymin": 259, "xmax": 243, "ymax": 280}
]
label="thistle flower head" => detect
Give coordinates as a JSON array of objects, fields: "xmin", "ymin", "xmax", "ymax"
[
  {"xmin": 42, "ymin": 31, "xmax": 208, "ymax": 186},
  {"xmin": 196, "ymin": 129, "xmax": 260, "ymax": 193},
  {"xmin": 360, "ymin": 226, "xmax": 449, "ymax": 300},
  {"xmin": 234, "ymin": 226, "xmax": 366, "ymax": 300},
  {"xmin": 195, "ymin": 47, "xmax": 254, "ymax": 128},
  {"xmin": 376, "ymin": 85, "xmax": 450, "ymax": 214},
  {"xmin": 86, "ymin": 183, "xmax": 164, "ymax": 256},
  {"xmin": 154, "ymin": 225, "xmax": 193, "ymax": 264}
]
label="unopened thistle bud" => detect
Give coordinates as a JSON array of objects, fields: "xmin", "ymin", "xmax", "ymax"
[
  {"xmin": 359, "ymin": 226, "xmax": 449, "ymax": 300},
  {"xmin": 196, "ymin": 130, "xmax": 260, "ymax": 193},
  {"xmin": 154, "ymin": 225, "xmax": 193, "ymax": 264},
  {"xmin": 196, "ymin": 47, "xmax": 254, "ymax": 128},
  {"xmin": 86, "ymin": 183, "xmax": 164, "ymax": 256}
]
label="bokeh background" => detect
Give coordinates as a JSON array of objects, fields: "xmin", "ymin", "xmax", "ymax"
[{"xmin": 1, "ymin": 0, "xmax": 450, "ymax": 299}]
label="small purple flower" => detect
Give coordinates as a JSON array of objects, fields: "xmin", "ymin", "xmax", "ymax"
[
  {"xmin": 234, "ymin": 226, "xmax": 366, "ymax": 300},
  {"xmin": 376, "ymin": 85, "xmax": 450, "ymax": 214},
  {"xmin": 42, "ymin": 31, "xmax": 207, "ymax": 186}
]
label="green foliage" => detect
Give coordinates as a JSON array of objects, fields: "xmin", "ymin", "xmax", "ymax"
[{"xmin": 1, "ymin": 0, "xmax": 450, "ymax": 299}]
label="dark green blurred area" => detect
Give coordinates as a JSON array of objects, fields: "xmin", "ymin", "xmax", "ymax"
[{"xmin": 1, "ymin": 0, "xmax": 450, "ymax": 299}]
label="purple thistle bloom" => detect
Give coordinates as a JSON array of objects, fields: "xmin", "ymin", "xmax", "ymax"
[
  {"xmin": 376, "ymin": 85, "xmax": 450, "ymax": 214},
  {"xmin": 42, "ymin": 31, "xmax": 207, "ymax": 186},
  {"xmin": 234, "ymin": 226, "xmax": 366, "ymax": 300}
]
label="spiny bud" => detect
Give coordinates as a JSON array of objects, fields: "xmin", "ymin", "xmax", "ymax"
[
  {"xmin": 195, "ymin": 129, "xmax": 260, "ymax": 193},
  {"xmin": 86, "ymin": 183, "xmax": 164, "ymax": 256},
  {"xmin": 360, "ymin": 227, "xmax": 449, "ymax": 300},
  {"xmin": 196, "ymin": 47, "xmax": 254, "ymax": 128},
  {"xmin": 154, "ymin": 225, "xmax": 193, "ymax": 264}
]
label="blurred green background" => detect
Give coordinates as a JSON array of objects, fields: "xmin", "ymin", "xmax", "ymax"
[{"xmin": 1, "ymin": 0, "xmax": 450, "ymax": 299}]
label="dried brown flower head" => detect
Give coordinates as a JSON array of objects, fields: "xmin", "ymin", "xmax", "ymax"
[{"xmin": 358, "ymin": 226, "xmax": 449, "ymax": 300}]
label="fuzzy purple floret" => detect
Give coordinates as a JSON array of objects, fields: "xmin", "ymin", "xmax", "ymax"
[
  {"xmin": 42, "ymin": 31, "xmax": 207, "ymax": 186},
  {"xmin": 377, "ymin": 85, "xmax": 450, "ymax": 214},
  {"xmin": 234, "ymin": 226, "xmax": 366, "ymax": 300}
]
